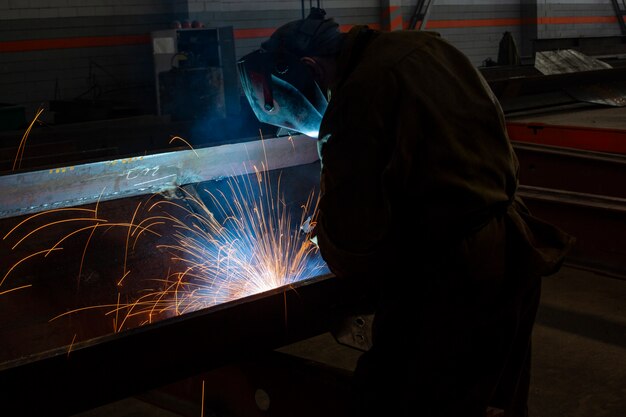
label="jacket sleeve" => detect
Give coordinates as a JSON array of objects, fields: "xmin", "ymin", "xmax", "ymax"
[
  {"xmin": 507, "ymin": 195, "xmax": 576, "ymax": 277},
  {"xmin": 314, "ymin": 66, "xmax": 398, "ymax": 279}
]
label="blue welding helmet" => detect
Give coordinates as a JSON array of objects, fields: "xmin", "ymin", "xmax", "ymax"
[
  {"xmin": 237, "ymin": 8, "xmax": 340, "ymax": 138},
  {"xmin": 237, "ymin": 49, "xmax": 328, "ymax": 138}
]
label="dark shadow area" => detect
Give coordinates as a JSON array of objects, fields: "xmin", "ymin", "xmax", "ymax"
[{"xmin": 536, "ymin": 304, "xmax": 626, "ymax": 349}]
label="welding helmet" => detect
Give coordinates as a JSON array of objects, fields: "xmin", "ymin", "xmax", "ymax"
[{"xmin": 237, "ymin": 8, "xmax": 342, "ymax": 138}]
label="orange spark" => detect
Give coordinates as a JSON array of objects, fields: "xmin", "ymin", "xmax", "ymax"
[{"xmin": 13, "ymin": 107, "xmax": 45, "ymax": 171}]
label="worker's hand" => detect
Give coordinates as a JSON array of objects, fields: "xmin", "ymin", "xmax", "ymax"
[
  {"xmin": 300, "ymin": 215, "xmax": 314, "ymax": 233},
  {"xmin": 300, "ymin": 216, "xmax": 319, "ymax": 247}
]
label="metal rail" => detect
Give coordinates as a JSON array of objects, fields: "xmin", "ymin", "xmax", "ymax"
[
  {"xmin": 486, "ymin": 66, "xmax": 626, "ymax": 114},
  {"xmin": 514, "ymin": 142, "xmax": 626, "ymax": 276},
  {"xmin": 518, "ymin": 185, "xmax": 626, "ymax": 278},
  {"xmin": 512, "ymin": 141, "xmax": 626, "ymax": 198},
  {"xmin": 0, "ymin": 135, "xmax": 319, "ymax": 220}
]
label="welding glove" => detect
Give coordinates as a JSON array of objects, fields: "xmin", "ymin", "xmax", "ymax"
[{"xmin": 300, "ymin": 216, "xmax": 319, "ymax": 247}]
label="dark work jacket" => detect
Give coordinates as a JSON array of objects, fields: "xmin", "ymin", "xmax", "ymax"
[{"xmin": 314, "ymin": 26, "xmax": 575, "ymax": 290}]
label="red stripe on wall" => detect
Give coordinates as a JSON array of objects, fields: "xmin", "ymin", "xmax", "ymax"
[
  {"xmin": 426, "ymin": 18, "xmax": 522, "ymax": 29},
  {"xmin": 390, "ymin": 15, "xmax": 403, "ymax": 31},
  {"xmin": 235, "ymin": 24, "xmax": 384, "ymax": 39},
  {"xmin": 424, "ymin": 15, "xmax": 619, "ymax": 29},
  {"xmin": 0, "ymin": 34, "xmax": 150, "ymax": 53},
  {"xmin": 0, "ymin": 15, "xmax": 621, "ymax": 53},
  {"xmin": 537, "ymin": 16, "xmax": 618, "ymax": 25}
]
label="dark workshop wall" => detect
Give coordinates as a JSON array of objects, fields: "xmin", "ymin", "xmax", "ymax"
[{"xmin": 0, "ymin": 0, "xmax": 624, "ymax": 125}]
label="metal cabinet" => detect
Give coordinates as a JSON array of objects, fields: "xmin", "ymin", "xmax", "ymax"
[{"xmin": 151, "ymin": 27, "xmax": 240, "ymax": 121}]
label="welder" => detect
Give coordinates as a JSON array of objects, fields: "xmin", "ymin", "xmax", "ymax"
[{"xmin": 238, "ymin": 8, "xmax": 574, "ymax": 417}]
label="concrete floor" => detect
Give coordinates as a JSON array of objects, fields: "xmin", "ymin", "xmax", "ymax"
[
  {"xmin": 72, "ymin": 265, "xmax": 626, "ymax": 417},
  {"xmin": 529, "ymin": 266, "xmax": 626, "ymax": 417}
]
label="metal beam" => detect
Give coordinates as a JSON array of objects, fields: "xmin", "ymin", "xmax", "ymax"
[
  {"xmin": 611, "ymin": 0, "xmax": 626, "ymax": 35},
  {"xmin": 0, "ymin": 135, "xmax": 319, "ymax": 219},
  {"xmin": 518, "ymin": 185, "xmax": 626, "ymax": 278},
  {"xmin": 513, "ymin": 141, "xmax": 626, "ymax": 198},
  {"xmin": 0, "ymin": 273, "xmax": 352, "ymax": 416},
  {"xmin": 514, "ymin": 143, "xmax": 626, "ymax": 276}
]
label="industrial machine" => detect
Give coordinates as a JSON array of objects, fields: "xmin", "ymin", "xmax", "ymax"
[{"xmin": 151, "ymin": 26, "xmax": 240, "ymax": 122}]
